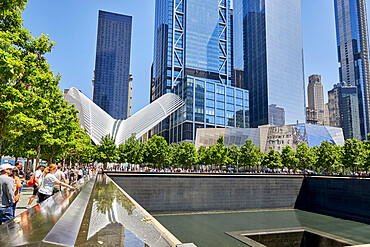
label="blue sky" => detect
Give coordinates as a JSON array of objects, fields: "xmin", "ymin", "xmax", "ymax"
[{"xmin": 22, "ymin": 0, "xmax": 370, "ymax": 114}]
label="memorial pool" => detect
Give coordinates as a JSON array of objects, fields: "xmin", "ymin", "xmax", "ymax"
[{"xmin": 154, "ymin": 210, "xmax": 370, "ymax": 247}]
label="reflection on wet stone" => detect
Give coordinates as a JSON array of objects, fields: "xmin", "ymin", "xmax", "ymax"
[{"xmin": 75, "ymin": 175, "xmax": 172, "ymax": 247}]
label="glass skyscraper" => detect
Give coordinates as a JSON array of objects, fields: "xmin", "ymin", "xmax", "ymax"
[
  {"xmin": 152, "ymin": 0, "xmax": 249, "ymax": 143},
  {"xmin": 234, "ymin": 0, "xmax": 306, "ymax": 127},
  {"xmin": 93, "ymin": 10, "xmax": 132, "ymax": 120},
  {"xmin": 334, "ymin": 0, "xmax": 370, "ymax": 140}
]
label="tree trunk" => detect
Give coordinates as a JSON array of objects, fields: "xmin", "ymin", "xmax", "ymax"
[
  {"xmin": 0, "ymin": 127, "xmax": 4, "ymax": 157},
  {"xmin": 62, "ymin": 156, "xmax": 66, "ymax": 166},
  {"xmin": 26, "ymin": 158, "xmax": 29, "ymax": 171},
  {"xmin": 36, "ymin": 142, "xmax": 41, "ymax": 166}
]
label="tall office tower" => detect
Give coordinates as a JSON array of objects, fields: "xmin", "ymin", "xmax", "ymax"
[
  {"xmin": 152, "ymin": 0, "xmax": 249, "ymax": 143},
  {"xmin": 328, "ymin": 83, "xmax": 361, "ymax": 140},
  {"xmin": 234, "ymin": 0, "xmax": 305, "ymax": 127},
  {"xmin": 324, "ymin": 103, "xmax": 330, "ymax": 125},
  {"xmin": 334, "ymin": 0, "xmax": 370, "ymax": 139},
  {"xmin": 234, "ymin": 69, "xmax": 244, "ymax": 89},
  {"xmin": 328, "ymin": 85, "xmax": 341, "ymax": 128},
  {"xmin": 307, "ymin": 75, "xmax": 325, "ymax": 125},
  {"xmin": 93, "ymin": 10, "xmax": 132, "ymax": 120}
]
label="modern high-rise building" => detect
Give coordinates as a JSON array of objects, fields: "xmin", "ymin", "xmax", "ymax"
[
  {"xmin": 234, "ymin": 0, "xmax": 305, "ymax": 127},
  {"xmin": 93, "ymin": 10, "xmax": 132, "ymax": 120},
  {"xmin": 151, "ymin": 0, "xmax": 249, "ymax": 143},
  {"xmin": 328, "ymin": 83, "xmax": 361, "ymax": 140},
  {"xmin": 334, "ymin": 0, "xmax": 370, "ymax": 139},
  {"xmin": 307, "ymin": 75, "xmax": 326, "ymax": 125}
]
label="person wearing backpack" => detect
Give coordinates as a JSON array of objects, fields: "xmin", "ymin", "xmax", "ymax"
[{"xmin": 26, "ymin": 164, "xmax": 46, "ymax": 209}]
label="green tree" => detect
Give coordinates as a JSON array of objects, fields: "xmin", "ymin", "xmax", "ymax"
[
  {"xmin": 316, "ymin": 141, "xmax": 342, "ymax": 173},
  {"xmin": 197, "ymin": 145, "xmax": 210, "ymax": 170},
  {"xmin": 296, "ymin": 143, "xmax": 314, "ymax": 172},
  {"xmin": 342, "ymin": 139, "xmax": 363, "ymax": 173},
  {"xmin": 95, "ymin": 135, "xmax": 118, "ymax": 169},
  {"xmin": 143, "ymin": 135, "xmax": 168, "ymax": 169},
  {"xmin": 174, "ymin": 142, "xmax": 197, "ymax": 169},
  {"xmin": 239, "ymin": 139, "xmax": 263, "ymax": 172},
  {"xmin": 261, "ymin": 148, "xmax": 282, "ymax": 170},
  {"xmin": 361, "ymin": 140, "xmax": 370, "ymax": 174},
  {"xmin": 207, "ymin": 136, "xmax": 231, "ymax": 170},
  {"xmin": 281, "ymin": 145, "xmax": 298, "ymax": 171},
  {"xmin": 118, "ymin": 133, "xmax": 144, "ymax": 165},
  {"xmin": 229, "ymin": 144, "xmax": 241, "ymax": 172},
  {"xmin": 0, "ymin": 1, "xmax": 83, "ymax": 163}
]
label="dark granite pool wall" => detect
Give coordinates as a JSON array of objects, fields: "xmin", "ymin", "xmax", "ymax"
[
  {"xmin": 295, "ymin": 177, "xmax": 370, "ymax": 221},
  {"xmin": 108, "ymin": 173, "xmax": 304, "ymax": 213}
]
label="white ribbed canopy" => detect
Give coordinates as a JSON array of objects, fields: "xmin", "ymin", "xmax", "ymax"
[{"xmin": 64, "ymin": 87, "xmax": 184, "ymax": 145}]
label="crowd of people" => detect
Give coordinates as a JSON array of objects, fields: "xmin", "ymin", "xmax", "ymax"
[{"xmin": 0, "ymin": 162, "xmax": 96, "ymax": 225}]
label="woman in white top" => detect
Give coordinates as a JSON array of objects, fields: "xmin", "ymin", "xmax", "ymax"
[{"xmin": 38, "ymin": 164, "xmax": 74, "ymax": 203}]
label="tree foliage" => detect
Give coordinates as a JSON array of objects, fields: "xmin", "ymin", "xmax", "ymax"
[
  {"xmin": 95, "ymin": 135, "xmax": 118, "ymax": 168},
  {"xmin": 281, "ymin": 145, "xmax": 298, "ymax": 170},
  {"xmin": 0, "ymin": 1, "xmax": 93, "ymax": 166},
  {"xmin": 143, "ymin": 135, "xmax": 168, "ymax": 168}
]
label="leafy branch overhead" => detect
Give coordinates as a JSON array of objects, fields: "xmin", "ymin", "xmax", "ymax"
[{"xmin": 0, "ymin": 1, "xmax": 93, "ymax": 165}]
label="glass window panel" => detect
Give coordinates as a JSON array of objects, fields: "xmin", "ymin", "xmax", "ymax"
[
  {"xmin": 216, "ymin": 85, "xmax": 225, "ymax": 94},
  {"xmin": 216, "ymin": 109, "xmax": 225, "ymax": 117},
  {"xmin": 206, "ymin": 91, "xmax": 215, "ymax": 100},
  {"xmin": 187, "ymin": 78, "xmax": 193, "ymax": 86},
  {"xmin": 195, "ymin": 79, "xmax": 205, "ymax": 88},
  {"xmin": 236, "ymin": 90, "xmax": 243, "ymax": 99},
  {"xmin": 236, "ymin": 111, "xmax": 243, "ymax": 127},
  {"xmin": 206, "ymin": 115, "xmax": 215, "ymax": 124},
  {"xmin": 195, "ymin": 113, "xmax": 204, "ymax": 122},
  {"xmin": 236, "ymin": 98, "xmax": 243, "ymax": 106},
  {"xmin": 227, "ymin": 103, "xmax": 234, "ymax": 111},
  {"xmin": 226, "ymin": 96, "xmax": 234, "ymax": 104},
  {"xmin": 216, "ymin": 94, "xmax": 225, "ymax": 102},
  {"xmin": 206, "ymin": 83, "xmax": 215, "ymax": 92},
  {"xmin": 217, "ymin": 117, "xmax": 225, "ymax": 125},
  {"xmin": 206, "ymin": 99, "xmax": 215, "ymax": 108},
  {"xmin": 195, "ymin": 106, "xmax": 204, "ymax": 114},
  {"xmin": 206, "ymin": 107, "xmax": 214, "ymax": 115},
  {"xmin": 226, "ymin": 88, "xmax": 234, "ymax": 96},
  {"xmin": 216, "ymin": 101, "xmax": 225, "ymax": 109}
]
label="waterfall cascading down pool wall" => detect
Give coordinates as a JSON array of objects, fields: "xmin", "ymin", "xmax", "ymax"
[{"xmin": 107, "ymin": 173, "xmax": 370, "ymax": 221}]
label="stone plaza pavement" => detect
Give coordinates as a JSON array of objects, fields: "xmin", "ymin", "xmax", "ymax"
[{"xmin": 15, "ymin": 185, "xmax": 37, "ymax": 216}]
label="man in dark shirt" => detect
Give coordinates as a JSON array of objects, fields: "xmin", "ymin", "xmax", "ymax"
[
  {"xmin": 15, "ymin": 162, "xmax": 24, "ymax": 179},
  {"xmin": 0, "ymin": 163, "xmax": 15, "ymax": 224}
]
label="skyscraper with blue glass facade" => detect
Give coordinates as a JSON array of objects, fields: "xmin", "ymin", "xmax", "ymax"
[
  {"xmin": 93, "ymin": 10, "xmax": 132, "ymax": 120},
  {"xmin": 151, "ymin": 0, "xmax": 249, "ymax": 143},
  {"xmin": 234, "ymin": 0, "xmax": 306, "ymax": 128},
  {"xmin": 334, "ymin": 0, "xmax": 370, "ymax": 140}
]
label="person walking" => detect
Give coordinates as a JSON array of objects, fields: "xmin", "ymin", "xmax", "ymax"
[
  {"xmin": 38, "ymin": 164, "xmax": 74, "ymax": 203},
  {"xmin": 26, "ymin": 164, "xmax": 46, "ymax": 209},
  {"xmin": 53, "ymin": 165, "xmax": 67, "ymax": 193},
  {"xmin": 15, "ymin": 162, "xmax": 24, "ymax": 179},
  {"xmin": 77, "ymin": 167, "xmax": 83, "ymax": 181},
  {"xmin": 0, "ymin": 163, "xmax": 15, "ymax": 224},
  {"xmin": 10, "ymin": 167, "xmax": 22, "ymax": 217}
]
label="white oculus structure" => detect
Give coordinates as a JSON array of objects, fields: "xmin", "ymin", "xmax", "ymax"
[{"xmin": 64, "ymin": 87, "xmax": 184, "ymax": 145}]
